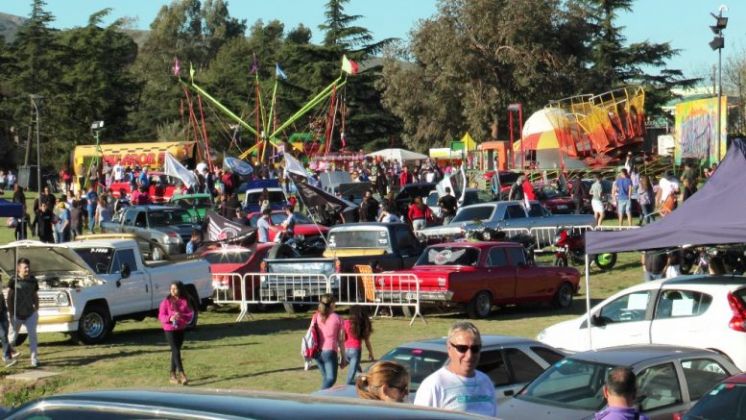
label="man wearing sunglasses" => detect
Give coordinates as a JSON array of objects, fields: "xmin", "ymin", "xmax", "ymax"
[{"xmin": 414, "ymin": 321, "xmax": 496, "ymax": 416}]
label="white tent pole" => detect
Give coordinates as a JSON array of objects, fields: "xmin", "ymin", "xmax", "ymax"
[{"xmin": 585, "ymin": 253, "xmax": 593, "ymax": 350}]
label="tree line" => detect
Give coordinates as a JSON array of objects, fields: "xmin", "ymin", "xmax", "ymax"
[{"xmin": 0, "ymin": 0, "xmax": 692, "ymax": 169}]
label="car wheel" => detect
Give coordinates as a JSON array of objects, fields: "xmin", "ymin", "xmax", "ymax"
[
  {"xmin": 76, "ymin": 303, "xmax": 112, "ymax": 345},
  {"xmin": 150, "ymin": 242, "xmax": 164, "ymax": 261},
  {"xmin": 594, "ymin": 253, "xmax": 617, "ymax": 271},
  {"xmin": 401, "ymin": 305, "xmax": 413, "ymax": 318},
  {"xmin": 553, "ymin": 282, "xmax": 574, "ymax": 309},
  {"xmin": 466, "ymin": 291, "xmax": 493, "ymax": 319}
]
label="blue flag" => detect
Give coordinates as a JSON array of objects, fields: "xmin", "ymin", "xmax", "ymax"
[{"xmin": 275, "ymin": 63, "xmax": 287, "ymax": 80}]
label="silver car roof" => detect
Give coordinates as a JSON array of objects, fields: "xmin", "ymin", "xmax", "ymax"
[
  {"xmin": 570, "ymin": 345, "xmax": 727, "ymax": 367},
  {"xmin": 395, "ymin": 335, "xmax": 553, "ymax": 352}
]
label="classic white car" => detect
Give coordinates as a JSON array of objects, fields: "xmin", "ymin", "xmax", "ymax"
[{"xmin": 0, "ymin": 237, "xmax": 212, "ymax": 344}]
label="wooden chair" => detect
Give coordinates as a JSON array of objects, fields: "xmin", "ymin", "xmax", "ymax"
[{"xmin": 354, "ymin": 264, "xmax": 387, "ymax": 317}]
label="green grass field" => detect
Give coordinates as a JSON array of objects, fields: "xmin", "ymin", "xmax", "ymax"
[{"xmin": 0, "ymin": 191, "xmax": 646, "ymax": 407}]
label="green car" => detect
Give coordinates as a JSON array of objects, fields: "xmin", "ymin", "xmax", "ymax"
[{"xmin": 169, "ymin": 193, "xmax": 214, "ymax": 221}]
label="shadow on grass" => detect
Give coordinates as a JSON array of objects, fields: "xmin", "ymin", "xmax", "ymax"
[
  {"xmin": 193, "ymin": 365, "xmax": 309, "ymax": 386},
  {"xmin": 420, "ymin": 297, "xmax": 605, "ymax": 322},
  {"xmin": 95, "ymin": 316, "xmax": 312, "ymax": 347}
]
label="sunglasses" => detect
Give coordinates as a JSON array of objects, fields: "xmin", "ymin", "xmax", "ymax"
[
  {"xmin": 390, "ymin": 384, "xmax": 409, "ymax": 394},
  {"xmin": 449, "ymin": 342, "xmax": 482, "ymax": 354}
]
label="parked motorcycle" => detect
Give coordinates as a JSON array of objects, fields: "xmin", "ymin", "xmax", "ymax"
[{"xmin": 553, "ymin": 228, "xmax": 617, "ymax": 270}]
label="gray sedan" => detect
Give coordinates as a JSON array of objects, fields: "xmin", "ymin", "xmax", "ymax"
[
  {"xmin": 419, "ymin": 201, "xmax": 595, "ymax": 245},
  {"xmin": 315, "ymin": 335, "xmax": 566, "ymax": 404},
  {"xmin": 500, "ymin": 345, "xmax": 740, "ymax": 420}
]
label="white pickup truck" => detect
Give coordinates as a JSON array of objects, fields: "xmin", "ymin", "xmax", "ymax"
[{"xmin": 0, "ymin": 238, "xmax": 212, "ymax": 344}]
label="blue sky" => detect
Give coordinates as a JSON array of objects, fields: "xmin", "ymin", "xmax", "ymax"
[{"xmin": 2, "ymin": 0, "xmax": 744, "ymax": 80}]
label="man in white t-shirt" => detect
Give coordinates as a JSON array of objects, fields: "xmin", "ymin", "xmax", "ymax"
[
  {"xmin": 656, "ymin": 171, "xmax": 680, "ymax": 206},
  {"xmin": 112, "ymin": 161, "xmax": 124, "ymax": 182},
  {"xmin": 414, "ymin": 321, "xmax": 496, "ymax": 417}
]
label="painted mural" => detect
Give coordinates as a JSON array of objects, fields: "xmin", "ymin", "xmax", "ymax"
[{"xmin": 675, "ymin": 97, "xmax": 727, "ymax": 165}]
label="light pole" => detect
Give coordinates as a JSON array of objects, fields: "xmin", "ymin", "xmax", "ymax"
[
  {"xmin": 709, "ymin": 6, "xmax": 727, "ymax": 164},
  {"xmin": 29, "ymin": 95, "xmax": 43, "ymax": 192},
  {"xmin": 91, "ymin": 121, "xmax": 104, "ymax": 191}
]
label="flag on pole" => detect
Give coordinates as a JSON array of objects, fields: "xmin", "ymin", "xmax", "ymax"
[
  {"xmin": 164, "ymin": 152, "xmax": 198, "ymax": 189},
  {"xmin": 341, "ymin": 55, "xmax": 359, "ymax": 75},
  {"xmin": 172, "ymin": 57, "xmax": 181, "ymax": 77},
  {"xmin": 284, "ymin": 153, "xmax": 308, "ymax": 178},
  {"xmin": 275, "ymin": 63, "xmax": 287, "ymax": 80}
]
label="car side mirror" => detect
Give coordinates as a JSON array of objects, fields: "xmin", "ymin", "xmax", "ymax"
[
  {"xmin": 590, "ymin": 314, "xmax": 606, "ymax": 327},
  {"xmin": 120, "ymin": 263, "xmax": 131, "ymax": 279}
]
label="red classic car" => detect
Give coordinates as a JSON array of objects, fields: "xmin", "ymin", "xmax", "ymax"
[
  {"xmin": 246, "ymin": 211, "xmax": 330, "ymax": 242},
  {"xmin": 109, "ymin": 172, "xmax": 179, "ymax": 203},
  {"xmin": 384, "ymin": 241, "xmax": 580, "ymax": 318}
]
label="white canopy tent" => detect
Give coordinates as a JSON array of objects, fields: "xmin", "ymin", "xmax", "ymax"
[{"xmin": 366, "ymin": 148, "xmax": 428, "ymax": 163}]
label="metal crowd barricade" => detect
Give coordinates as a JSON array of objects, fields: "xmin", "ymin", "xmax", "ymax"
[
  {"xmin": 212, "ymin": 272, "xmax": 268, "ymax": 321},
  {"xmin": 329, "ymin": 272, "xmax": 426, "ymax": 326},
  {"xmin": 211, "ymin": 271, "xmax": 425, "ymax": 325}
]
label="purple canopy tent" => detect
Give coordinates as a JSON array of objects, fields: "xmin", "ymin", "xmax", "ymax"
[
  {"xmin": 579, "ymin": 138, "xmax": 746, "ymax": 349},
  {"xmin": 586, "ymin": 138, "xmax": 746, "ymax": 254}
]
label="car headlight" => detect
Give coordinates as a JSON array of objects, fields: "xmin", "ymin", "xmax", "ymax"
[{"xmin": 56, "ymin": 292, "xmax": 70, "ymax": 306}]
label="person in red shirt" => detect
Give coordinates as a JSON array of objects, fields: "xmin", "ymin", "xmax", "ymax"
[
  {"xmin": 221, "ymin": 170, "xmax": 234, "ymax": 195},
  {"xmin": 522, "ymin": 175, "xmax": 536, "ymax": 201},
  {"xmin": 407, "ymin": 196, "xmax": 431, "ymax": 233},
  {"xmin": 399, "ymin": 167, "xmax": 411, "ymax": 187}
]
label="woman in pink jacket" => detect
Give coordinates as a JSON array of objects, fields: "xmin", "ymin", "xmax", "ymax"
[{"xmin": 158, "ymin": 281, "xmax": 194, "ymax": 385}]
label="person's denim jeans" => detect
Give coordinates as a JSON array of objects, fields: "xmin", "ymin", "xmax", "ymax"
[
  {"xmin": 315, "ymin": 350, "xmax": 338, "ymax": 389},
  {"xmin": 87, "ymin": 207, "xmax": 96, "ymax": 232},
  {"xmin": 345, "ymin": 348, "xmax": 361, "ymax": 385},
  {"xmin": 0, "ymin": 309, "xmax": 12, "ymax": 360}
]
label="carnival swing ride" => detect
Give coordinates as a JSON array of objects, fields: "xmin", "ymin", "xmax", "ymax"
[{"xmin": 173, "ymin": 55, "xmax": 361, "ymax": 170}]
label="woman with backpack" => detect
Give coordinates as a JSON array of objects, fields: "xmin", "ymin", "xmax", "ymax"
[
  {"xmin": 309, "ymin": 294, "xmax": 345, "ymax": 389},
  {"xmin": 158, "ymin": 281, "xmax": 193, "ymax": 385},
  {"xmin": 342, "ymin": 305, "xmax": 375, "ymax": 385}
]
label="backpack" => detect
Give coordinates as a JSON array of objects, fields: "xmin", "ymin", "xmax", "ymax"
[{"xmin": 301, "ymin": 316, "xmax": 321, "ymax": 365}]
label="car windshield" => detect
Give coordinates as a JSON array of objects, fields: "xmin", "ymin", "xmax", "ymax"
[
  {"xmin": 328, "ymin": 229, "xmax": 389, "ymax": 249},
  {"xmin": 203, "ymin": 250, "xmax": 253, "ymax": 264},
  {"xmin": 269, "ymin": 212, "xmax": 313, "ymax": 225},
  {"xmin": 72, "ymin": 247, "xmax": 114, "ymax": 274},
  {"xmin": 380, "ymin": 347, "xmax": 447, "ymax": 388},
  {"xmin": 173, "ymin": 197, "xmax": 212, "ymax": 209},
  {"xmin": 452, "ymin": 205, "xmax": 494, "ymax": 223},
  {"xmin": 245, "ymin": 191, "xmax": 286, "ymax": 205},
  {"xmin": 516, "ymin": 358, "xmax": 613, "ymax": 411},
  {"xmin": 148, "ymin": 209, "xmax": 193, "ymax": 226},
  {"xmin": 684, "ymin": 382, "xmax": 746, "ymax": 420},
  {"xmin": 417, "ymin": 246, "xmax": 480, "ymax": 266}
]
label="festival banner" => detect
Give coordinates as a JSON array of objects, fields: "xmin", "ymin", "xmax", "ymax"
[
  {"xmin": 675, "ymin": 97, "xmax": 727, "ymax": 165},
  {"xmin": 205, "ymin": 211, "xmax": 255, "ymax": 243}
]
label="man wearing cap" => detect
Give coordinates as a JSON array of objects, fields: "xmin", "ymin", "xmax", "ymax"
[{"xmin": 414, "ymin": 321, "xmax": 496, "ymax": 416}]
